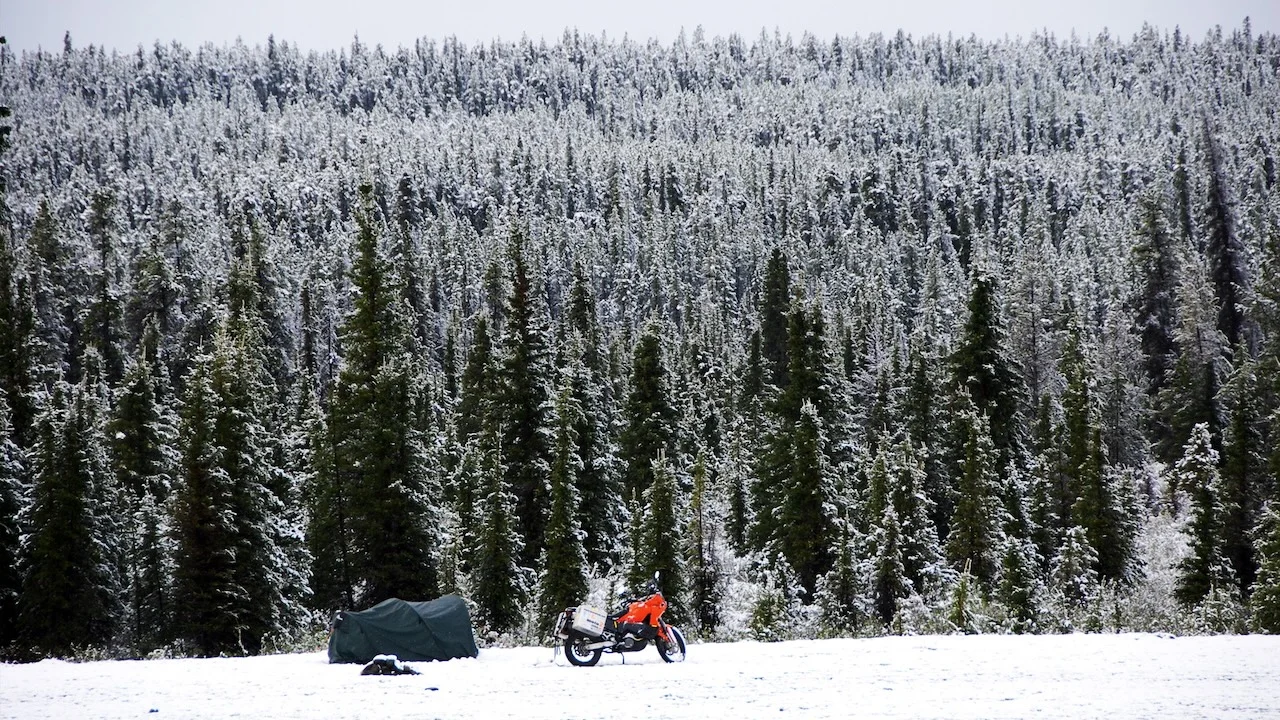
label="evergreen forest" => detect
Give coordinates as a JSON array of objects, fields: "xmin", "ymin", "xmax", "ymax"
[{"xmin": 2, "ymin": 21, "xmax": 1280, "ymax": 659}]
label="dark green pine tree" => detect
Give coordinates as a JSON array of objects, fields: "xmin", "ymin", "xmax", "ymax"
[
  {"xmin": 1201, "ymin": 121, "xmax": 1251, "ymax": 355},
  {"xmin": 1059, "ymin": 322, "xmax": 1137, "ymax": 583},
  {"xmin": 1132, "ymin": 195, "xmax": 1181, "ymax": 450},
  {"xmin": 621, "ymin": 324, "xmax": 677, "ymax": 503},
  {"xmin": 638, "ymin": 451, "xmax": 685, "ymax": 622},
  {"xmin": 951, "ymin": 274, "xmax": 1026, "ymax": 475},
  {"xmin": 0, "ymin": 392, "xmax": 26, "ymax": 648},
  {"xmin": 457, "ymin": 316, "xmax": 497, "ymax": 442},
  {"xmin": 1174, "ymin": 423, "xmax": 1235, "ymax": 608},
  {"xmin": 84, "ymin": 191, "xmax": 126, "ymax": 385},
  {"xmin": 816, "ymin": 518, "xmax": 864, "ymax": 636},
  {"xmin": 1157, "ymin": 259, "xmax": 1226, "ymax": 465},
  {"xmin": 229, "ymin": 219, "xmax": 293, "ymax": 396},
  {"xmin": 331, "ymin": 187, "xmax": 439, "ymax": 607},
  {"xmin": 1059, "ymin": 318, "xmax": 1098, "ymax": 521},
  {"xmin": 0, "ymin": 223, "xmax": 37, "ymax": 449},
  {"xmin": 299, "ymin": 372, "xmax": 350, "ymax": 612},
  {"xmin": 905, "ymin": 340, "xmax": 953, "ymax": 543},
  {"xmin": 778, "ymin": 400, "xmax": 835, "ymax": 600},
  {"xmin": 498, "ymin": 234, "xmax": 555, "ymax": 569},
  {"xmin": 1218, "ymin": 361, "xmax": 1267, "ymax": 597},
  {"xmin": 564, "ymin": 269, "xmax": 624, "ymax": 570},
  {"xmin": 471, "ymin": 430, "xmax": 526, "ymax": 634},
  {"xmin": 126, "ymin": 234, "xmax": 183, "ymax": 361},
  {"xmin": 724, "ymin": 429, "xmax": 751, "ymax": 553},
  {"xmin": 536, "ymin": 383, "xmax": 588, "ymax": 637},
  {"xmin": 998, "ymin": 538, "xmax": 1041, "ymax": 634},
  {"xmin": 108, "ymin": 351, "xmax": 179, "ymax": 651},
  {"xmin": 19, "ymin": 378, "xmax": 123, "ymax": 656},
  {"xmin": 1252, "ymin": 505, "xmax": 1280, "ymax": 633},
  {"xmin": 213, "ymin": 319, "xmax": 310, "ymax": 651},
  {"xmin": 871, "ymin": 506, "xmax": 910, "ymax": 628},
  {"xmin": 888, "ymin": 437, "xmax": 945, "ymax": 595},
  {"xmin": 945, "ymin": 401, "xmax": 1005, "ymax": 588},
  {"xmin": 109, "ymin": 352, "xmax": 177, "ymax": 501},
  {"xmin": 760, "ymin": 248, "xmax": 792, "ymax": 388},
  {"xmin": 171, "ymin": 354, "xmax": 241, "ymax": 656},
  {"xmin": 753, "ymin": 302, "xmax": 836, "ymax": 556},
  {"xmin": 686, "ymin": 450, "xmax": 722, "ymax": 635},
  {"xmin": 27, "ymin": 199, "xmax": 77, "ymax": 387}
]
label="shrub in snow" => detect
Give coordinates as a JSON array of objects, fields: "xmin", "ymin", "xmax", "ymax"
[{"xmin": 749, "ymin": 560, "xmax": 805, "ymax": 642}]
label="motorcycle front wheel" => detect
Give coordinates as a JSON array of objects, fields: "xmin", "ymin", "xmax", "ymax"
[
  {"xmin": 564, "ymin": 637, "xmax": 603, "ymax": 667},
  {"xmin": 656, "ymin": 625, "xmax": 686, "ymax": 663}
]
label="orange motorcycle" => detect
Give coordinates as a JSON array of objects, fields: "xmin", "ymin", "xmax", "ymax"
[{"xmin": 554, "ymin": 571, "xmax": 687, "ymax": 667}]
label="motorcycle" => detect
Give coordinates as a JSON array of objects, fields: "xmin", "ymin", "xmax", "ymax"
[{"xmin": 554, "ymin": 571, "xmax": 687, "ymax": 667}]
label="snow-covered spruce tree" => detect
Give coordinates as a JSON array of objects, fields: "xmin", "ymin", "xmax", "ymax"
[
  {"xmin": 0, "ymin": 391, "xmax": 27, "ymax": 650},
  {"xmin": 816, "ymin": 517, "xmax": 866, "ymax": 636},
  {"xmin": 536, "ymin": 382, "xmax": 588, "ymax": 638},
  {"xmin": 1048, "ymin": 525, "xmax": 1100, "ymax": 626},
  {"xmin": 225, "ymin": 241, "xmax": 311, "ymax": 646},
  {"xmin": 471, "ymin": 429, "xmax": 527, "ymax": 636},
  {"xmin": 904, "ymin": 336, "xmax": 954, "ymax": 545},
  {"xmin": 889, "ymin": 437, "xmax": 945, "ymax": 596},
  {"xmin": 1218, "ymin": 360, "xmax": 1267, "ymax": 597},
  {"xmin": 562, "ymin": 274, "xmax": 624, "ymax": 570},
  {"xmin": 26, "ymin": 199, "xmax": 77, "ymax": 390},
  {"xmin": 171, "ymin": 353, "xmax": 239, "ymax": 657},
  {"xmin": 621, "ymin": 322, "xmax": 677, "ymax": 505},
  {"xmin": 1200, "ymin": 120, "xmax": 1252, "ymax": 357},
  {"xmin": 779, "ymin": 400, "xmax": 835, "ymax": 601},
  {"xmin": 638, "ymin": 451, "xmax": 686, "ymax": 623},
  {"xmin": 125, "ymin": 234, "xmax": 183, "ymax": 366},
  {"xmin": 1252, "ymin": 504, "xmax": 1280, "ymax": 633},
  {"xmin": 329, "ymin": 185, "xmax": 439, "ymax": 607},
  {"xmin": 83, "ymin": 190, "xmax": 126, "ymax": 386},
  {"xmin": 755, "ymin": 302, "xmax": 841, "ymax": 596},
  {"xmin": 870, "ymin": 506, "xmax": 911, "ymax": 629},
  {"xmin": 19, "ymin": 374, "xmax": 123, "ymax": 657},
  {"xmin": 750, "ymin": 558, "xmax": 802, "ymax": 642},
  {"xmin": 760, "ymin": 248, "xmax": 792, "ymax": 389},
  {"xmin": 1173, "ymin": 423, "xmax": 1235, "ymax": 608},
  {"xmin": 686, "ymin": 449, "xmax": 723, "ymax": 636},
  {"xmin": 998, "ymin": 537, "xmax": 1042, "ymax": 634},
  {"xmin": 1156, "ymin": 257, "xmax": 1227, "ymax": 466},
  {"xmin": 1131, "ymin": 194, "xmax": 1181, "ymax": 455},
  {"xmin": 945, "ymin": 399, "xmax": 1005, "ymax": 589},
  {"xmin": 0, "ymin": 221, "xmax": 37, "ymax": 450},
  {"xmin": 498, "ymin": 229, "xmax": 556, "ymax": 569},
  {"xmin": 950, "ymin": 273, "xmax": 1026, "ymax": 480},
  {"xmin": 108, "ymin": 350, "xmax": 179, "ymax": 652},
  {"xmin": 456, "ymin": 315, "xmax": 497, "ymax": 443},
  {"xmin": 300, "ymin": 373, "xmax": 351, "ymax": 613},
  {"xmin": 1058, "ymin": 316, "xmax": 1098, "ymax": 518}
]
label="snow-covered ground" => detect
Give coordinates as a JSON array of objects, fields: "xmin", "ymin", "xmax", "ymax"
[{"xmin": 3, "ymin": 634, "xmax": 1279, "ymax": 719}]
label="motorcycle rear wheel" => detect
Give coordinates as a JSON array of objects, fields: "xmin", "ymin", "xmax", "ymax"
[
  {"xmin": 656, "ymin": 626, "xmax": 686, "ymax": 663},
  {"xmin": 565, "ymin": 637, "xmax": 603, "ymax": 667}
]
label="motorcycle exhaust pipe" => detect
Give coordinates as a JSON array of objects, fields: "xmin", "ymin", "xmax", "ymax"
[{"xmin": 582, "ymin": 640, "xmax": 614, "ymax": 651}]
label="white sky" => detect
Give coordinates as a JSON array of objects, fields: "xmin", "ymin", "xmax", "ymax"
[{"xmin": 3, "ymin": 0, "xmax": 1278, "ymax": 55}]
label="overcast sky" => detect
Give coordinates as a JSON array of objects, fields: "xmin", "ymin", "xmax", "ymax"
[{"xmin": 4, "ymin": 0, "xmax": 1278, "ymax": 55}]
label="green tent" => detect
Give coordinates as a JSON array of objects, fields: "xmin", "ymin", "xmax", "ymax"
[{"xmin": 327, "ymin": 595, "xmax": 479, "ymax": 664}]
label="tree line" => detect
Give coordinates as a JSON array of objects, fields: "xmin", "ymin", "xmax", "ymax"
[{"xmin": 1, "ymin": 22, "xmax": 1280, "ymax": 658}]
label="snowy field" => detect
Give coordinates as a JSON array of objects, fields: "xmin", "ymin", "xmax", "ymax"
[{"xmin": 3, "ymin": 634, "xmax": 1279, "ymax": 719}]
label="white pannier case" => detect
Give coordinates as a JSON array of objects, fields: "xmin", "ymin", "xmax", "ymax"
[{"xmin": 571, "ymin": 605, "xmax": 606, "ymax": 636}]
